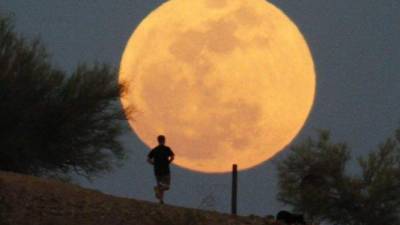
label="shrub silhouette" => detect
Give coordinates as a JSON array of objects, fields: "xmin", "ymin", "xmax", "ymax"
[
  {"xmin": 278, "ymin": 130, "xmax": 400, "ymax": 225},
  {"xmin": 0, "ymin": 15, "xmax": 129, "ymax": 179}
]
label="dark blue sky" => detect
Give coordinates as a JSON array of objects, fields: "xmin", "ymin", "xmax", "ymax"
[{"xmin": 2, "ymin": 0, "xmax": 400, "ymax": 216}]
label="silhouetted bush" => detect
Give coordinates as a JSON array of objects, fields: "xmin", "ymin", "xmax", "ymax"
[
  {"xmin": 0, "ymin": 15, "xmax": 129, "ymax": 179},
  {"xmin": 277, "ymin": 130, "xmax": 400, "ymax": 225}
]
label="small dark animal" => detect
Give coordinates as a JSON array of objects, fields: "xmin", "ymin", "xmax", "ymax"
[{"xmin": 276, "ymin": 210, "xmax": 306, "ymax": 225}]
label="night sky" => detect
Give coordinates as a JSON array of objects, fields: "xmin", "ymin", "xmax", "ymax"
[{"xmin": 2, "ymin": 0, "xmax": 400, "ymax": 216}]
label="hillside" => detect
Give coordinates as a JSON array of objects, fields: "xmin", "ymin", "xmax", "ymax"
[{"xmin": 0, "ymin": 172, "xmax": 277, "ymax": 225}]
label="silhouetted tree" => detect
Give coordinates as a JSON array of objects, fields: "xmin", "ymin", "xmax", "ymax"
[
  {"xmin": 277, "ymin": 130, "xmax": 400, "ymax": 225},
  {"xmin": 0, "ymin": 16, "xmax": 129, "ymax": 178}
]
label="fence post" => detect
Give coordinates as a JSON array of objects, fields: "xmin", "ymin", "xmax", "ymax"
[{"xmin": 231, "ymin": 164, "xmax": 238, "ymax": 215}]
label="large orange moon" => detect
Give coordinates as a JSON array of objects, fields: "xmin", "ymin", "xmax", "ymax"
[{"xmin": 119, "ymin": 0, "xmax": 316, "ymax": 173}]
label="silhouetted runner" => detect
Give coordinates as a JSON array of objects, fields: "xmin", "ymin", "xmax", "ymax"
[{"xmin": 147, "ymin": 135, "xmax": 175, "ymax": 204}]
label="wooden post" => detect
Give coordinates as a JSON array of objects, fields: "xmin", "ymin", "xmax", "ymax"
[{"xmin": 231, "ymin": 164, "xmax": 238, "ymax": 215}]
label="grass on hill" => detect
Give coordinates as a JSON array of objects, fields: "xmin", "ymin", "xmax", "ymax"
[{"xmin": 0, "ymin": 171, "xmax": 279, "ymax": 225}]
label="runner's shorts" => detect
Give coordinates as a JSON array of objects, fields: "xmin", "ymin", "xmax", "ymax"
[{"xmin": 156, "ymin": 174, "xmax": 171, "ymax": 190}]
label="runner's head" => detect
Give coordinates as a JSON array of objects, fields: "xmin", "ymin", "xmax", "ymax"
[{"xmin": 157, "ymin": 135, "xmax": 166, "ymax": 145}]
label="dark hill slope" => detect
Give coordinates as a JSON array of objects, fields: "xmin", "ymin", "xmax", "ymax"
[{"xmin": 0, "ymin": 172, "xmax": 276, "ymax": 225}]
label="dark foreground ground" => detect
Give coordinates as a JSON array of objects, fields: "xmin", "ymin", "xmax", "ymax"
[{"xmin": 0, "ymin": 171, "xmax": 279, "ymax": 225}]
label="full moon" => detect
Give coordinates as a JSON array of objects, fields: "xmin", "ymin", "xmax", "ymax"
[{"xmin": 119, "ymin": 0, "xmax": 316, "ymax": 173}]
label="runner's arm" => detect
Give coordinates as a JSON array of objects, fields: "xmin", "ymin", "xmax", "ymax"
[
  {"xmin": 147, "ymin": 157, "xmax": 154, "ymax": 165},
  {"xmin": 147, "ymin": 151, "xmax": 154, "ymax": 165},
  {"xmin": 169, "ymin": 154, "xmax": 175, "ymax": 163}
]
